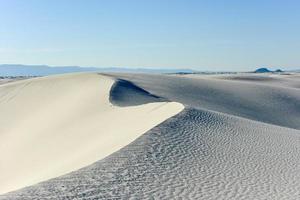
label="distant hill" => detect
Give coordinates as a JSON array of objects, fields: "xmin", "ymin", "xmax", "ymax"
[
  {"xmin": 275, "ymin": 69, "xmax": 283, "ymax": 72},
  {"xmin": 254, "ymin": 68, "xmax": 272, "ymax": 73},
  {"xmin": 254, "ymin": 68, "xmax": 286, "ymax": 73},
  {"xmin": 0, "ymin": 64, "xmax": 196, "ymax": 76},
  {"xmin": 0, "ymin": 65, "xmax": 97, "ymax": 76}
]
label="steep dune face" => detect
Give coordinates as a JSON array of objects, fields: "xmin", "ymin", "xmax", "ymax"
[
  {"xmin": 110, "ymin": 73, "xmax": 300, "ymax": 130},
  {"xmin": 109, "ymin": 79, "xmax": 166, "ymax": 106},
  {"xmin": 0, "ymin": 73, "xmax": 183, "ymax": 194}
]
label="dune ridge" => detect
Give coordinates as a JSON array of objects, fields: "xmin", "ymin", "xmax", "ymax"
[
  {"xmin": 111, "ymin": 73, "xmax": 300, "ymax": 130},
  {"xmin": 0, "ymin": 73, "xmax": 183, "ymax": 194}
]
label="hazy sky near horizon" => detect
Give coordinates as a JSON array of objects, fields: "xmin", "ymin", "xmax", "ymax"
[{"xmin": 0, "ymin": 0, "xmax": 299, "ymax": 71}]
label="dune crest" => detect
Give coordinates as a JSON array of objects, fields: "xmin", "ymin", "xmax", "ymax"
[{"xmin": 0, "ymin": 73, "xmax": 183, "ymax": 194}]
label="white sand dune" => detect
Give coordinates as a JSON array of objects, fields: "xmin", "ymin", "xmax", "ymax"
[
  {"xmin": 1, "ymin": 73, "xmax": 300, "ymax": 200},
  {"xmin": 0, "ymin": 73, "xmax": 183, "ymax": 194},
  {"xmin": 112, "ymin": 73, "xmax": 300, "ymax": 129},
  {"xmin": 213, "ymin": 73, "xmax": 300, "ymax": 89}
]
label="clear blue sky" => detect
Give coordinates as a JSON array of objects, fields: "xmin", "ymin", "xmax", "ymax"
[{"xmin": 0, "ymin": 0, "xmax": 299, "ymax": 71}]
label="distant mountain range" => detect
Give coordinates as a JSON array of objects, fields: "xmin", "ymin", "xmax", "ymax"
[
  {"xmin": 0, "ymin": 64, "xmax": 196, "ymax": 76},
  {"xmin": 254, "ymin": 68, "xmax": 285, "ymax": 73},
  {"xmin": 1, "ymin": 64, "xmax": 299, "ymax": 77}
]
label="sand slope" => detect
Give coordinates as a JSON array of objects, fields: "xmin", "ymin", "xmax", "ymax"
[
  {"xmin": 2, "ymin": 108, "xmax": 300, "ymax": 199},
  {"xmin": 110, "ymin": 73, "xmax": 300, "ymax": 129},
  {"xmin": 1, "ymin": 73, "xmax": 300, "ymax": 200},
  {"xmin": 0, "ymin": 73, "xmax": 183, "ymax": 194},
  {"xmin": 215, "ymin": 73, "xmax": 300, "ymax": 89}
]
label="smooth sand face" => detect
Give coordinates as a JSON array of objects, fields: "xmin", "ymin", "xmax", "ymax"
[{"xmin": 0, "ymin": 73, "xmax": 183, "ymax": 194}]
